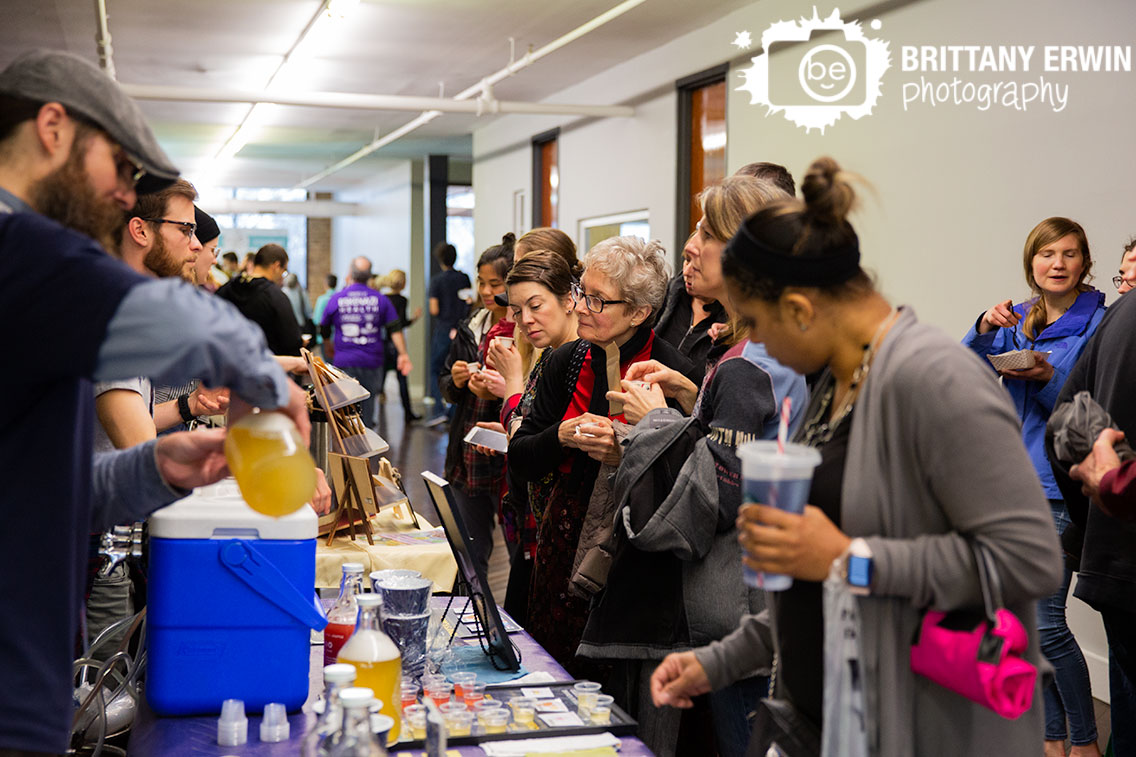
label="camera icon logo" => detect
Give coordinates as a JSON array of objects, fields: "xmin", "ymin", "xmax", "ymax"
[{"xmin": 739, "ymin": 8, "xmax": 890, "ymax": 133}]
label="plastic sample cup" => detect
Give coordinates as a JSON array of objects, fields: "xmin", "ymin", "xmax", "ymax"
[
  {"xmin": 451, "ymin": 672, "xmax": 477, "ymax": 700},
  {"xmin": 400, "ymin": 681, "xmax": 419, "ymax": 709},
  {"xmin": 444, "ymin": 709, "xmax": 473, "ymax": 736},
  {"xmin": 462, "ymin": 682, "xmax": 486, "ymax": 709},
  {"xmin": 573, "ymin": 681, "xmax": 601, "ymax": 715},
  {"xmin": 736, "ymin": 440, "xmax": 822, "ymax": 592},
  {"xmin": 482, "ymin": 708, "xmax": 510, "ymax": 733},
  {"xmin": 217, "ymin": 698, "xmax": 248, "ymax": 746},
  {"xmin": 259, "ymin": 702, "xmax": 289, "ymax": 742},
  {"xmin": 474, "ymin": 699, "xmax": 505, "ymax": 724},
  {"xmin": 405, "ymin": 706, "xmax": 427, "ymax": 739},
  {"xmin": 424, "ymin": 681, "xmax": 453, "ymax": 707},
  {"xmin": 590, "ymin": 694, "xmax": 614, "ymax": 725},
  {"xmin": 509, "ymin": 697, "xmax": 536, "ymax": 726}
]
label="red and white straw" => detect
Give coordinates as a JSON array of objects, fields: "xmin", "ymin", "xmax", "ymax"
[{"xmin": 777, "ymin": 396, "xmax": 792, "ymax": 455}]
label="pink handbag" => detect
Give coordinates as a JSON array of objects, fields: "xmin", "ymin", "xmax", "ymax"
[{"xmin": 910, "ymin": 542, "xmax": 1037, "ymax": 719}]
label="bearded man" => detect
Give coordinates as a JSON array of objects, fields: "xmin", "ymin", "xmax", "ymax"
[{"xmin": 0, "ymin": 49, "xmax": 310, "ymax": 756}]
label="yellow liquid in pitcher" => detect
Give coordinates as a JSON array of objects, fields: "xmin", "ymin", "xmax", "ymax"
[
  {"xmin": 224, "ymin": 414, "xmax": 316, "ymax": 517},
  {"xmin": 339, "ymin": 632, "xmax": 402, "ymax": 744}
]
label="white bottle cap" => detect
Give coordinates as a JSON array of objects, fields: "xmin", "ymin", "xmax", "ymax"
[
  {"xmin": 356, "ymin": 593, "xmax": 383, "ymax": 608},
  {"xmin": 259, "ymin": 702, "xmax": 290, "ymax": 743},
  {"xmin": 342, "ymin": 562, "xmax": 365, "ymax": 574},
  {"xmin": 323, "ymin": 663, "xmax": 358, "ymax": 684},
  {"xmin": 339, "ymin": 687, "xmax": 376, "ymax": 709},
  {"xmin": 217, "ymin": 698, "xmax": 248, "ymax": 746}
]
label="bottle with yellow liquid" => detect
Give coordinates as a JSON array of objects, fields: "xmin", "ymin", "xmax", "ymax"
[
  {"xmin": 337, "ymin": 594, "xmax": 402, "ymax": 746},
  {"xmin": 224, "ymin": 411, "xmax": 317, "ymax": 517}
]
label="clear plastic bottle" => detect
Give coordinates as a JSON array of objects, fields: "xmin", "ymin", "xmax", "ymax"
[
  {"xmin": 224, "ymin": 411, "xmax": 317, "ymax": 517},
  {"xmin": 300, "ymin": 663, "xmax": 357, "ymax": 757},
  {"xmin": 325, "ymin": 687, "xmax": 387, "ymax": 757},
  {"xmin": 324, "ymin": 563, "xmax": 366, "ymax": 667},
  {"xmin": 337, "ymin": 594, "xmax": 402, "ymax": 745}
]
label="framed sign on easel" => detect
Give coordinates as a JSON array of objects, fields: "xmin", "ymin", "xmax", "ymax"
[{"xmin": 302, "ymin": 349, "xmax": 419, "ymax": 542}]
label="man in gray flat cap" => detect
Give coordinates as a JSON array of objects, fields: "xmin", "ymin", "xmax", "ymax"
[{"xmin": 0, "ymin": 49, "xmax": 309, "ymax": 755}]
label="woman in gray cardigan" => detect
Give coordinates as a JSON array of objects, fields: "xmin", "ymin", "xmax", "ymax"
[{"xmin": 650, "ymin": 157, "xmax": 1063, "ymax": 756}]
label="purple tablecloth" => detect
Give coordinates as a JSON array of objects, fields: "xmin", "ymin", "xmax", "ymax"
[{"xmin": 127, "ymin": 598, "xmax": 654, "ymax": 756}]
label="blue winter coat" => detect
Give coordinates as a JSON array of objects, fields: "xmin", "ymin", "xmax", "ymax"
[{"xmin": 963, "ymin": 289, "xmax": 1107, "ymax": 498}]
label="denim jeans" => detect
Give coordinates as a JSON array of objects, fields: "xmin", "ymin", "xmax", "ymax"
[
  {"xmin": 429, "ymin": 328, "xmax": 453, "ymax": 417},
  {"xmin": 1037, "ymin": 500, "xmax": 1098, "ymax": 745},
  {"xmin": 1101, "ymin": 606, "xmax": 1136, "ymax": 756},
  {"xmin": 338, "ymin": 364, "xmax": 383, "ymax": 429},
  {"xmin": 707, "ymin": 674, "xmax": 768, "ymax": 757}
]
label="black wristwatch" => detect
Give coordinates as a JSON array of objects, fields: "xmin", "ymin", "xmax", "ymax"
[{"xmin": 177, "ymin": 392, "xmax": 195, "ymax": 423}]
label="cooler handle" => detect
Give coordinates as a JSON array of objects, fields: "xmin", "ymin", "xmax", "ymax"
[{"xmin": 218, "ymin": 539, "xmax": 329, "ymax": 631}]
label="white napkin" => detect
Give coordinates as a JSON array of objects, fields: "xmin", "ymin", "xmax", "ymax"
[
  {"xmin": 480, "ymin": 733, "xmax": 622, "ymax": 755},
  {"xmin": 486, "ymin": 671, "xmax": 557, "ymax": 688}
]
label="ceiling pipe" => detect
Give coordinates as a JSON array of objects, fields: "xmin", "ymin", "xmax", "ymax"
[
  {"xmin": 120, "ymin": 83, "xmax": 634, "ymax": 118},
  {"xmin": 295, "ymin": 0, "xmax": 647, "ymax": 189},
  {"xmin": 93, "ymin": 0, "xmax": 116, "ymax": 79}
]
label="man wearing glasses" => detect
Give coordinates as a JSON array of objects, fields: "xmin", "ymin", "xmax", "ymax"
[
  {"xmin": 119, "ymin": 177, "xmax": 202, "ymax": 282},
  {"xmin": 0, "ymin": 50, "xmax": 310, "ymax": 756},
  {"xmin": 1115, "ymin": 237, "xmax": 1136, "ymax": 295}
]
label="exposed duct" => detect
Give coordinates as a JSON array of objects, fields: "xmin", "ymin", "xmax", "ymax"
[
  {"xmin": 295, "ymin": 0, "xmax": 647, "ymax": 188},
  {"xmin": 119, "ymin": 84, "xmax": 635, "ymax": 119}
]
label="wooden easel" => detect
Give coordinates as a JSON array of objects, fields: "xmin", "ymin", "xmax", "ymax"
[{"xmin": 303, "ymin": 349, "xmax": 419, "ymax": 543}]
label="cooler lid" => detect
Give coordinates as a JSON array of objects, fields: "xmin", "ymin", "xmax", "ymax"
[{"xmin": 148, "ymin": 478, "xmax": 317, "ymax": 540}]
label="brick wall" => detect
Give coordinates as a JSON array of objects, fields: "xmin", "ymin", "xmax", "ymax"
[{"xmin": 306, "ymin": 191, "xmax": 333, "ymax": 306}]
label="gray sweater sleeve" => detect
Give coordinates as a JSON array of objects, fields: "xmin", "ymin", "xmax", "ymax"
[
  {"xmin": 90, "ymin": 441, "xmax": 186, "ymax": 531},
  {"xmin": 692, "ymin": 609, "xmax": 774, "ymax": 690},
  {"xmin": 95, "ymin": 279, "xmax": 290, "ymax": 409}
]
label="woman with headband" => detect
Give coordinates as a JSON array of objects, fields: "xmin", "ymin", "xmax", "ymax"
[{"xmin": 649, "ymin": 157, "xmax": 1061, "ymax": 756}]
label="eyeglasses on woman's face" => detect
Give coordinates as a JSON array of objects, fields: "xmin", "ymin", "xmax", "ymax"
[{"xmin": 571, "ymin": 282, "xmax": 627, "ymax": 314}]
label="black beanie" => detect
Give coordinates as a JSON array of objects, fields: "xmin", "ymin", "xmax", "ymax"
[{"xmin": 194, "ymin": 205, "xmax": 220, "ymax": 245}]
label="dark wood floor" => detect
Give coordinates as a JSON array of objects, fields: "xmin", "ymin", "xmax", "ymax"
[{"xmin": 371, "ymin": 388, "xmax": 511, "ymax": 600}]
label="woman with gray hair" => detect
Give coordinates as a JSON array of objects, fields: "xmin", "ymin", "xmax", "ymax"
[{"xmin": 509, "ymin": 236, "xmax": 698, "ymax": 675}]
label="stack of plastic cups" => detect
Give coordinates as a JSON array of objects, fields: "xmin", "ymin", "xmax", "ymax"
[{"xmin": 371, "ymin": 570, "xmax": 433, "ymax": 680}]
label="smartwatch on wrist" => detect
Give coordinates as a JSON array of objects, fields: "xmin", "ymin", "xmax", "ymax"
[
  {"xmin": 177, "ymin": 392, "xmax": 195, "ymax": 423},
  {"xmin": 846, "ymin": 537, "xmax": 873, "ymax": 596}
]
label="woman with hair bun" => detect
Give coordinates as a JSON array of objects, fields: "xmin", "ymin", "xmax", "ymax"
[
  {"xmin": 510, "ymin": 236, "xmax": 697, "ymax": 674},
  {"xmin": 439, "ymin": 233, "xmax": 515, "ymax": 577},
  {"xmin": 964, "ymin": 218, "xmax": 1106, "ymax": 757},
  {"xmin": 650, "ymin": 157, "xmax": 1062, "ymax": 756}
]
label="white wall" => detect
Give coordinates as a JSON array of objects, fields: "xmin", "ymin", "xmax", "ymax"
[
  {"xmin": 333, "ymin": 162, "xmax": 415, "ymax": 285},
  {"xmin": 726, "ymin": 0, "xmax": 1135, "ymax": 336}
]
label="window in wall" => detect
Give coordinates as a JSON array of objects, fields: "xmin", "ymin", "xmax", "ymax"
[
  {"xmin": 532, "ymin": 128, "xmax": 560, "ymax": 229},
  {"xmin": 447, "ymin": 184, "xmax": 475, "ymax": 276},
  {"xmin": 578, "ymin": 210, "xmax": 650, "ymax": 253},
  {"xmin": 676, "ymin": 65, "xmax": 728, "ymax": 257},
  {"xmin": 210, "ymin": 187, "xmax": 309, "ymax": 288}
]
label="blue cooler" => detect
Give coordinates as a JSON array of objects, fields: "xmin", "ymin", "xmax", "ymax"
[{"xmin": 146, "ymin": 479, "xmax": 327, "ymax": 716}]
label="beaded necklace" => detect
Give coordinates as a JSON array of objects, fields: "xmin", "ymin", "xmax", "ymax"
[{"xmin": 802, "ymin": 308, "xmax": 899, "ymax": 447}]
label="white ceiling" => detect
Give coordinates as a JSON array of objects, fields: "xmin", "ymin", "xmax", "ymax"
[{"xmin": 2, "ymin": 0, "xmax": 753, "ymax": 192}]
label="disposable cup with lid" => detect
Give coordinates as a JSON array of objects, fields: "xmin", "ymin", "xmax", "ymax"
[{"xmin": 259, "ymin": 702, "xmax": 289, "ymax": 743}]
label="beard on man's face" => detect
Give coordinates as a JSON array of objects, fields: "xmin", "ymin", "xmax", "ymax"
[
  {"xmin": 143, "ymin": 228, "xmax": 196, "ymax": 283},
  {"xmin": 28, "ymin": 136, "xmax": 125, "ymax": 254}
]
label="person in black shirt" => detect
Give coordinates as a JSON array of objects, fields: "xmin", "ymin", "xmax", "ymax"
[
  {"xmin": 215, "ymin": 243, "xmax": 303, "ymax": 356},
  {"xmin": 379, "ymin": 268, "xmax": 422, "ymax": 421},
  {"xmin": 426, "ymin": 242, "xmax": 471, "ymax": 424}
]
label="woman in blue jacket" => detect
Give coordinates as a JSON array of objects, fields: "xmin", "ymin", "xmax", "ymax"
[{"xmin": 963, "ymin": 216, "xmax": 1106, "ymax": 757}]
